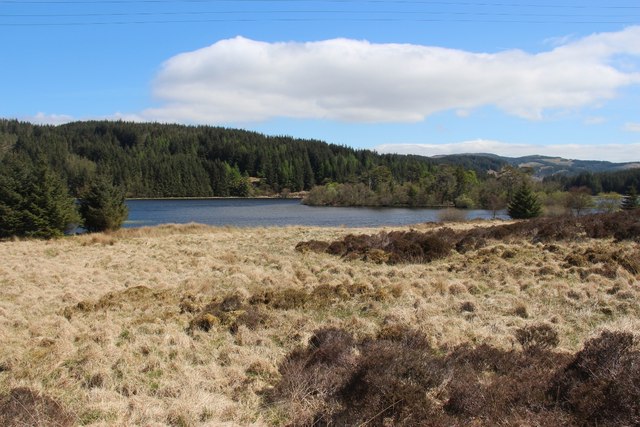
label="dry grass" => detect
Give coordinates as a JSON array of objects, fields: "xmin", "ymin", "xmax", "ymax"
[{"xmin": 0, "ymin": 219, "xmax": 638, "ymax": 425}]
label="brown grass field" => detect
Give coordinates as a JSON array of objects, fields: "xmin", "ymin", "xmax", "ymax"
[{"xmin": 0, "ymin": 217, "xmax": 638, "ymax": 426}]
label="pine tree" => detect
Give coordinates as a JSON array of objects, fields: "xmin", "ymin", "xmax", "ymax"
[
  {"xmin": 508, "ymin": 185, "xmax": 542, "ymax": 219},
  {"xmin": 79, "ymin": 177, "xmax": 128, "ymax": 232},
  {"xmin": 0, "ymin": 156, "xmax": 80, "ymax": 238},
  {"xmin": 621, "ymin": 186, "xmax": 638, "ymax": 210}
]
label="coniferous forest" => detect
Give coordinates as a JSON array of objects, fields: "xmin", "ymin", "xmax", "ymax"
[{"xmin": 0, "ymin": 119, "xmax": 446, "ymax": 198}]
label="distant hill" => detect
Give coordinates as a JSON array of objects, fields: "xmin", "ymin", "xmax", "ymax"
[
  {"xmin": 429, "ymin": 154, "xmax": 509, "ymax": 176},
  {"xmin": 434, "ymin": 153, "xmax": 640, "ymax": 179}
]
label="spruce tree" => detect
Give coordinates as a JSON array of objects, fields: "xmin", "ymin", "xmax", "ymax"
[
  {"xmin": 79, "ymin": 177, "xmax": 128, "ymax": 232},
  {"xmin": 621, "ymin": 186, "xmax": 638, "ymax": 210},
  {"xmin": 508, "ymin": 185, "xmax": 542, "ymax": 219},
  {"xmin": 0, "ymin": 158, "xmax": 26, "ymax": 237},
  {"xmin": 0, "ymin": 156, "xmax": 80, "ymax": 238}
]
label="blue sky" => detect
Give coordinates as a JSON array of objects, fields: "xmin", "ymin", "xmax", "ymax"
[{"xmin": 1, "ymin": 0, "xmax": 640, "ymax": 162}]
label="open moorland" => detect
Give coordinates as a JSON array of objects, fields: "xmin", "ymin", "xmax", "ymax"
[{"xmin": 0, "ymin": 211, "xmax": 639, "ymax": 426}]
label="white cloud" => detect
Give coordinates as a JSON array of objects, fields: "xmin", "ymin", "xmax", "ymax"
[
  {"xmin": 24, "ymin": 112, "xmax": 74, "ymax": 125},
  {"xmin": 375, "ymin": 140, "xmax": 640, "ymax": 163},
  {"xmin": 143, "ymin": 27, "xmax": 640, "ymax": 124},
  {"xmin": 624, "ymin": 122, "xmax": 640, "ymax": 132}
]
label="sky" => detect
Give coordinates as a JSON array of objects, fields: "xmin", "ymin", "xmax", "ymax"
[{"xmin": 1, "ymin": 0, "xmax": 640, "ymax": 162}]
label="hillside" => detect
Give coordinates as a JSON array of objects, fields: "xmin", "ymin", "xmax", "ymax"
[
  {"xmin": 1, "ymin": 213, "xmax": 639, "ymax": 425},
  {"xmin": 0, "ymin": 119, "xmax": 439, "ymax": 198},
  {"xmin": 436, "ymin": 153, "xmax": 640, "ymax": 179}
]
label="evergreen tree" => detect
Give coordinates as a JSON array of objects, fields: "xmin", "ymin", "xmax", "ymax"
[
  {"xmin": 79, "ymin": 177, "xmax": 128, "ymax": 232},
  {"xmin": 0, "ymin": 156, "xmax": 27, "ymax": 237},
  {"xmin": 508, "ymin": 185, "xmax": 542, "ymax": 219},
  {"xmin": 0, "ymin": 156, "xmax": 80, "ymax": 238},
  {"xmin": 621, "ymin": 186, "xmax": 638, "ymax": 210}
]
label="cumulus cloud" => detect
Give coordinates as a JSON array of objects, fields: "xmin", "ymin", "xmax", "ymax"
[
  {"xmin": 142, "ymin": 26, "xmax": 640, "ymax": 124},
  {"xmin": 375, "ymin": 140, "xmax": 640, "ymax": 163}
]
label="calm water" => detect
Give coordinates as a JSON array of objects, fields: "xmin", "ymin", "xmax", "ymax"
[{"xmin": 124, "ymin": 198, "xmax": 507, "ymax": 228}]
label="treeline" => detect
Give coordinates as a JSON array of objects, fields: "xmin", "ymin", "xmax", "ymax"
[
  {"xmin": 0, "ymin": 119, "xmax": 441, "ymax": 198},
  {"xmin": 303, "ymin": 164, "xmax": 480, "ymax": 208},
  {"xmin": 544, "ymin": 168, "xmax": 640, "ymax": 195}
]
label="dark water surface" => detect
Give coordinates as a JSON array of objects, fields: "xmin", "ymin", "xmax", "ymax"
[{"xmin": 124, "ymin": 198, "xmax": 507, "ymax": 228}]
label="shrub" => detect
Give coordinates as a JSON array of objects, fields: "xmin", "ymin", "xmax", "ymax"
[
  {"xmin": 444, "ymin": 343, "xmax": 571, "ymax": 424},
  {"xmin": 437, "ymin": 208, "xmax": 468, "ymax": 222},
  {"xmin": 454, "ymin": 195, "xmax": 475, "ymax": 209},
  {"xmin": 296, "ymin": 210, "xmax": 640, "ymax": 265},
  {"xmin": 271, "ymin": 328, "xmax": 639, "ymax": 426},
  {"xmin": 219, "ymin": 293, "xmax": 244, "ymax": 312},
  {"xmin": 294, "ymin": 240, "xmax": 330, "ymax": 253},
  {"xmin": 515, "ymin": 323, "xmax": 559, "ymax": 351},
  {"xmin": 550, "ymin": 331, "xmax": 640, "ymax": 425},
  {"xmin": 271, "ymin": 288, "xmax": 309, "ymax": 310},
  {"xmin": 269, "ymin": 328, "xmax": 358, "ymax": 425},
  {"xmin": 229, "ymin": 306, "xmax": 270, "ymax": 334},
  {"xmin": 249, "ymin": 288, "xmax": 309, "ymax": 310}
]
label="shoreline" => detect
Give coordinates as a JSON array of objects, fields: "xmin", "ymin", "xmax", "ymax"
[
  {"xmin": 125, "ymin": 196, "xmax": 304, "ymax": 201},
  {"xmin": 125, "ymin": 197, "xmax": 466, "ymax": 209}
]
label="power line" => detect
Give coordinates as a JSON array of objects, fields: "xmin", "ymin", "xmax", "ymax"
[
  {"xmin": 2, "ymin": 10, "xmax": 638, "ymax": 18},
  {"xmin": 1, "ymin": 0, "xmax": 639, "ymax": 8},
  {"xmin": 1, "ymin": 17, "xmax": 637, "ymax": 26}
]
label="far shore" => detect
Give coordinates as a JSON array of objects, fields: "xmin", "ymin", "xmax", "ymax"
[
  {"xmin": 124, "ymin": 196, "xmax": 461, "ymax": 209},
  {"xmin": 125, "ymin": 195, "xmax": 304, "ymax": 201}
]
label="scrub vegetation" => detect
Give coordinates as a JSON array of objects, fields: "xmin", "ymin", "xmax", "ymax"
[{"xmin": 0, "ymin": 210, "xmax": 639, "ymax": 425}]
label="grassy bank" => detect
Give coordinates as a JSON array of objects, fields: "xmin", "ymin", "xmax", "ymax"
[{"xmin": 0, "ymin": 218, "xmax": 638, "ymax": 425}]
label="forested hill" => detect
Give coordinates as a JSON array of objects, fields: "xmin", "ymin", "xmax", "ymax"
[
  {"xmin": 435, "ymin": 153, "xmax": 640, "ymax": 179},
  {"xmin": 0, "ymin": 119, "xmax": 444, "ymax": 198},
  {"xmin": 544, "ymin": 168, "xmax": 640, "ymax": 195}
]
